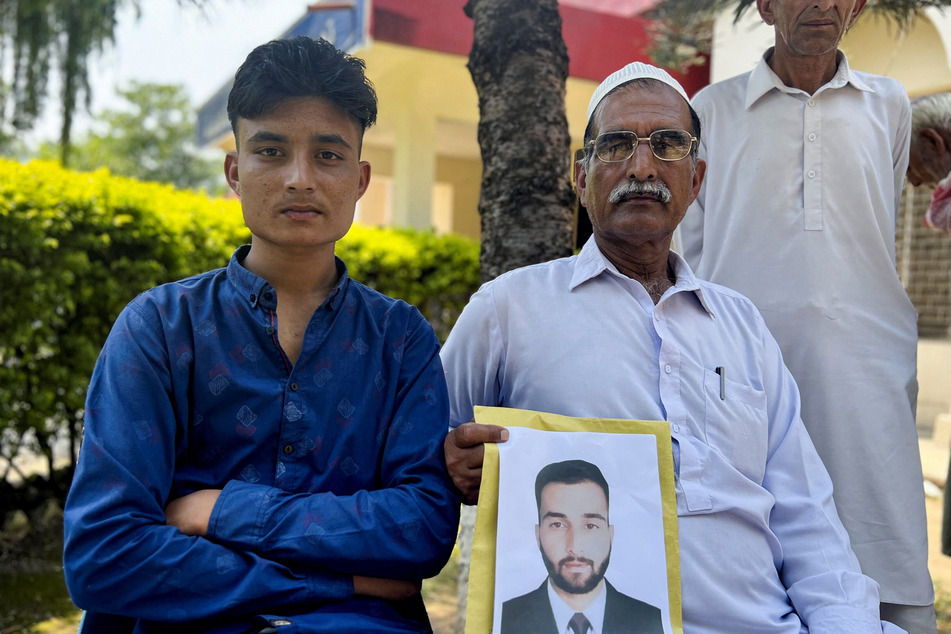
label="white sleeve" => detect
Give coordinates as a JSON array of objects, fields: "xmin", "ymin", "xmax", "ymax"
[{"xmin": 440, "ymin": 281, "xmax": 505, "ymax": 427}]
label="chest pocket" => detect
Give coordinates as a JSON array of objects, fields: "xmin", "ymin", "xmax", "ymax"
[{"xmin": 703, "ymin": 368, "xmax": 769, "ymax": 484}]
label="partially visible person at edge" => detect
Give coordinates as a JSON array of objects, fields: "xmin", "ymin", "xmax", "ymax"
[
  {"xmin": 908, "ymin": 93, "xmax": 951, "ymax": 561},
  {"xmin": 62, "ymin": 36, "xmax": 459, "ymax": 634},
  {"xmin": 675, "ymin": 0, "xmax": 935, "ymax": 627},
  {"xmin": 908, "ymin": 92, "xmax": 951, "ymax": 231},
  {"xmin": 442, "ymin": 61, "xmax": 904, "ymax": 633}
]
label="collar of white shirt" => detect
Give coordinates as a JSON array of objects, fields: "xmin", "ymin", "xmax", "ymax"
[
  {"xmin": 744, "ymin": 47, "xmax": 874, "ymax": 109},
  {"xmin": 546, "ymin": 578, "xmax": 608, "ymax": 634},
  {"xmin": 569, "ymin": 236, "xmax": 715, "ymax": 318}
]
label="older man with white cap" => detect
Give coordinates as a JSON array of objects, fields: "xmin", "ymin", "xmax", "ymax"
[{"xmin": 441, "ymin": 62, "xmax": 902, "ymax": 633}]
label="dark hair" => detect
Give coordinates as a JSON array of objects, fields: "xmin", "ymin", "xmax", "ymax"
[
  {"xmin": 534, "ymin": 460, "xmax": 610, "ymax": 518},
  {"xmin": 227, "ymin": 36, "xmax": 378, "ymax": 138}
]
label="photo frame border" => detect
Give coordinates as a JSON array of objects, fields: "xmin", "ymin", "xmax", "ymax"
[{"xmin": 465, "ymin": 405, "xmax": 683, "ymax": 634}]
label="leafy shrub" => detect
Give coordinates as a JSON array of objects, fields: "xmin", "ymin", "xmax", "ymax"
[
  {"xmin": 0, "ymin": 159, "xmax": 249, "ymax": 485},
  {"xmin": 339, "ymin": 224, "xmax": 480, "ymax": 340}
]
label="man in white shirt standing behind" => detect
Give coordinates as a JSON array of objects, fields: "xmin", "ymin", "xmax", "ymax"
[{"xmin": 677, "ymin": 0, "xmax": 935, "ymax": 629}]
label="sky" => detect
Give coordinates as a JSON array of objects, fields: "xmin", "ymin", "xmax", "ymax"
[{"xmin": 29, "ymin": 0, "xmax": 311, "ymax": 143}]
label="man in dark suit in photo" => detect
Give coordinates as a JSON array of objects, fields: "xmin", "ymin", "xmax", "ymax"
[{"xmin": 501, "ymin": 460, "xmax": 664, "ymax": 634}]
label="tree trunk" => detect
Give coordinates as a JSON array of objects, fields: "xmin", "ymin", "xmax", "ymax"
[
  {"xmin": 465, "ymin": 0, "xmax": 575, "ymax": 284},
  {"xmin": 69, "ymin": 412, "xmax": 80, "ymax": 472},
  {"xmin": 455, "ymin": 2, "xmax": 575, "ymax": 632},
  {"xmin": 37, "ymin": 428, "xmax": 55, "ymax": 483}
]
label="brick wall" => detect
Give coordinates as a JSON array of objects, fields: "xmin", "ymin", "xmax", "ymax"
[{"xmin": 897, "ymin": 184, "xmax": 951, "ymax": 338}]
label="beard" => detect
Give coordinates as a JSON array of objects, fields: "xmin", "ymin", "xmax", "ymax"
[{"xmin": 540, "ymin": 547, "xmax": 611, "ymax": 595}]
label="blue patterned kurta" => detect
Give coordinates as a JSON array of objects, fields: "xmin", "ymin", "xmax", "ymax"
[{"xmin": 64, "ymin": 246, "xmax": 459, "ymax": 633}]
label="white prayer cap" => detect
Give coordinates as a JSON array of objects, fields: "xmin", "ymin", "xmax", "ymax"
[{"xmin": 586, "ymin": 62, "xmax": 690, "ymax": 124}]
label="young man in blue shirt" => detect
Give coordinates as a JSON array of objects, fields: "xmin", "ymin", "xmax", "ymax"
[{"xmin": 63, "ymin": 36, "xmax": 459, "ymax": 633}]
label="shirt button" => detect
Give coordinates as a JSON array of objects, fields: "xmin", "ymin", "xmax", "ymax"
[
  {"xmin": 289, "ymin": 383, "xmax": 299, "ymax": 391},
  {"xmin": 266, "ymin": 326, "xmax": 275, "ymax": 335},
  {"xmin": 264, "ymin": 291, "xmax": 274, "ymax": 301},
  {"xmin": 283, "ymin": 444, "xmax": 294, "ymax": 455},
  {"xmin": 664, "ymin": 364, "xmax": 672, "ymax": 374},
  {"xmin": 807, "ymin": 99, "xmax": 816, "ymax": 107},
  {"xmin": 807, "ymin": 169, "xmax": 816, "ymax": 178},
  {"xmin": 808, "ymin": 133, "xmax": 816, "ymax": 141},
  {"xmin": 672, "ymin": 424, "xmax": 680, "ymax": 433}
]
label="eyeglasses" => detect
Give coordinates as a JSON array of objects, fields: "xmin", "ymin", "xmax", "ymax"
[{"xmin": 588, "ymin": 129, "xmax": 697, "ymax": 163}]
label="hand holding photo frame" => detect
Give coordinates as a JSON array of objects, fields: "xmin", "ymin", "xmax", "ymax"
[{"xmin": 467, "ymin": 406, "xmax": 682, "ymax": 634}]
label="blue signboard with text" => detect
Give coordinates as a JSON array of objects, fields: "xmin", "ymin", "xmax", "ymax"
[{"xmin": 196, "ymin": 0, "xmax": 369, "ymax": 147}]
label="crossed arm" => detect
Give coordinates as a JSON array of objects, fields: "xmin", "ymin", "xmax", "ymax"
[
  {"xmin": 165, "ymin": 489, "xmax": 420, "ymax": 600},
  {"xmin": 160, "ymin": 412, "xmax": 509, "ymax": 593}
]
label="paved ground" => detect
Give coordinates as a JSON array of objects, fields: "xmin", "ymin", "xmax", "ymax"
[{"xmin": 919, "ymin": 431, "xmax": 951, "ymax": 608}]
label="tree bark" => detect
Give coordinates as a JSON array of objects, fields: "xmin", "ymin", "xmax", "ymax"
[
  {"xmin": 465, "ymin": 0, "xmax": 575, "ymax": 284},
  {"xmin": 455, "ymin": 2, "xmax": 575, "ymax": 631}
]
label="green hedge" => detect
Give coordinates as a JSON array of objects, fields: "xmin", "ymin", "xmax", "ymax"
[
  {"xmin": 0, "ymin": 158, "xmax": 479, "ymax": 482},
  {"xmin": 339, "ymin": 224, "xmax": 480, "ymax": 340}
]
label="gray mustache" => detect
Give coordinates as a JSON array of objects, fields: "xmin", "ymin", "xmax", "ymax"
[{"xmin": 609, "ymin": 180, "xmax": 672, "ymax": 204}]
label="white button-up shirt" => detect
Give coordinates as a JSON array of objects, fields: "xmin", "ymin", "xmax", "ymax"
[
  {"xmin": 678, "ymin": 50, "xmax": 930, "ymax": 607},
  {"xmin": 442, "ymin": 238, "xmax": 902, "ymax": 633}
]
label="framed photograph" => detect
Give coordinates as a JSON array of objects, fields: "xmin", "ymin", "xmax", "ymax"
[{"xmin": 467, "ymin": 406, "xmax": 681, "ymax": 634}]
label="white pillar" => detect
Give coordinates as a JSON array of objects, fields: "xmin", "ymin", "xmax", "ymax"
[{"xmin": 391, "ymin": 82, "xmax": 437, "ymax": 229}]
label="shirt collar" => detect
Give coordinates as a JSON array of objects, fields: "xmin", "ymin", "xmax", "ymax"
[
  {"xmin": 547, "ymin": 578, "xmax": 607, "ymax": 634},
  {"xmin": 227, "ymin": 245, "xmax": 350, "ymax": 311},
  {"xmin": 745, "ymin": 47, "xmax": 873, "ymax": 109},
  {"xmin": 569, "ymin": 235, "xmax": 616, "ymax": 290},
  {"xmin": 568, "ymin": 236, "xmax": 716, "ymax": 318}
]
